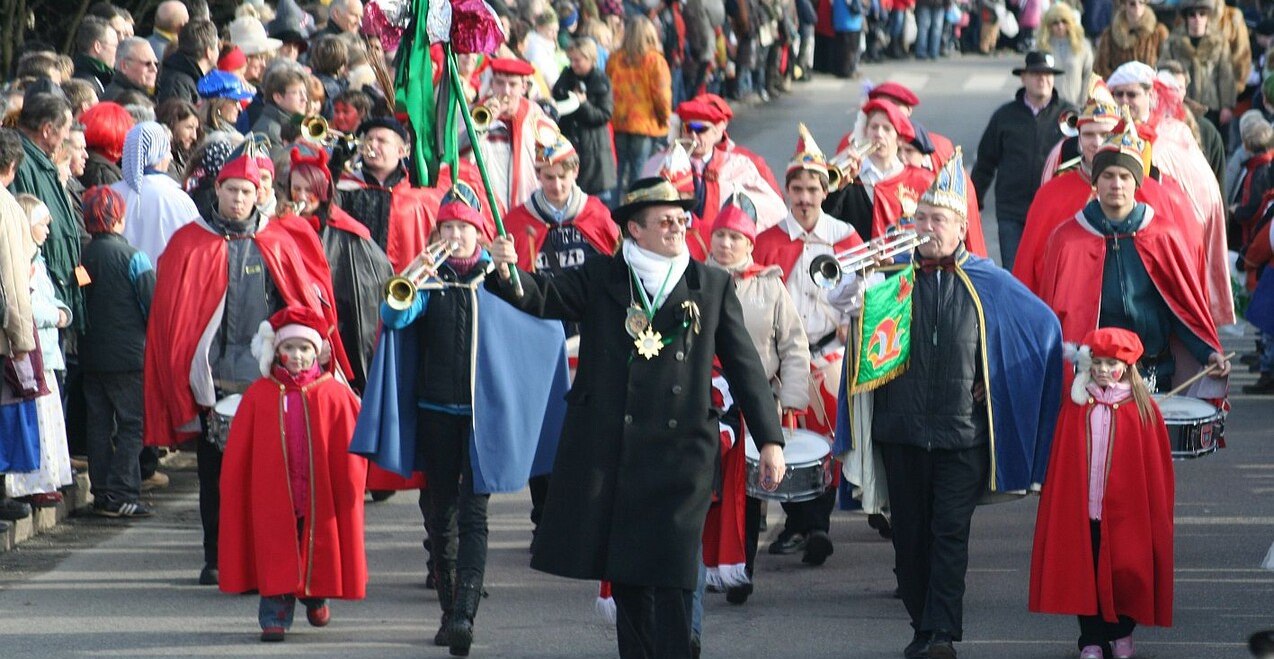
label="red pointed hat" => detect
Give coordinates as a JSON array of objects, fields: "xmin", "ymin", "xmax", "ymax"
[
  {"xmin": 862, "ymin": 99, "xmax": 915, "ymax": 142},
  {"xmin": 437, "ymin": 182, "xmax": 494, "ymax": 242},
  {"xmin": 867, "ymin": 82, "xmax": 920, "ymax": 108},
  {"xmin": 489, "ymin": 57, "xmax": 535, "ymax": 76},
  {"xmin": 711, "ymin": 194, "xmax": 758, "ymax": 242},
  {"xmin": 1081, "ymin": 327, "xmax": 1144, "ymax": 364},
  {"xmin": 217, "ymin": 153, "xmax": 262, "ymax": 186},
  {"xmin": 676, "ymin": 99, "xmax": 727, "ymax": 125}
]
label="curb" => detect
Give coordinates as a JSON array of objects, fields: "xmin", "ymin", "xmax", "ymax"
[{"xmin": 0, "ymin": 471, "xmax": 93, "ymax": 553}]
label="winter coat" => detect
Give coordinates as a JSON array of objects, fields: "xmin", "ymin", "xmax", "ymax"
[
  {"xmin": 1093, "ymin": 5, "xmax": 1168, "ymax": 78},
  {"xmin": 833, "ymin": 0, "xmax": 866, "ymax": 32},
  {"xmin": 0, "ymin": 187, "xmax": 35, "ymax": 357},
  {"xmin": 972, "ymin": 88, "xmax": 1071, "ymax": 222},
  {"xmin": 606, "ymin": 51, "xmax": 672, "ymax": 138},
  {"xmin": 29, "ymin": 255, "xmax": 69, "ymax": 371},
  {"xmin": 10, "ymin": 134, "xmax": 83, "ymax": 332},
  {"xmin": 553, "ymin": 66, "xmax": 618, "ymax": 196},
  {"xmin": 1045, "ymin": 37, "xmax": 1094, "ymax": 107},
  {"xmin": 724, "ymin": 262, "xmax": 811, "ymax": 410},
  {"xmin": 1160, "ymin": 28, "xmax": 1236, "ymax": 113},
  {"xmin": 80, "ymin": 233, "xmax": 154, "ymax": 373},
  {"xmin": 72, "ymin": 53, "xmax": 113, "ymax": 96},
  {"xmin": 251, "ymin": 103, "xmax": 291, "ymax": 151},
  {"xmin": 80, "ymin": 151, "xmax": 123, "ymax": 189},
  {"xmin": 156, "ymin": 51, "xmax": 204, "ymax": 106},
  {"xmin": 102, "ymin": 72, "xmax": 155, "ymax": 103},
  {"xmin": 1217, "ymin": 4, "xmax": 1250, "ymax": 96}
]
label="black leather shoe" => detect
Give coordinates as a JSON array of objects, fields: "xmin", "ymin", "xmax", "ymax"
[
  {"xmin": 802, "ymin": 530, "xmax": 834, "ymax": 566},
  {"xmin": 904, "ymin": 631, "xmax": 929, "ymax": 658},
  {"xmin": 927, "ymin": 631, "xmax": 957, "ymax": 658},
  {"xmin": 868, "ymin": 513, "xmax": 893, "ymax": 539},
  {"xmin": 198, "ymin": 565, "xmax": 218, "ymax": 586},
  {"xmin": 1244, "ymin": 374, "xmax": 1274, "ymax": 394},
  {"xmin": 725, "ymin": 583, "xmax": 753, "ymax": 604},
  {"xmin": 0, "ymin": 498, "xmax": 31, "ymax": 521},
  {"xmin": 768, "ymin": 532, "xmax": 806, "ymax": 555}
]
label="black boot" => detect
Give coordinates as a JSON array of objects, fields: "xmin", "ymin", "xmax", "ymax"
[
  {"xmin": 448, "ymin": 579, "xmax": 482, "ymax": 656},
  {"xmin": 433, "ymin": 563, "xmax": 456, "ymax": 646}
]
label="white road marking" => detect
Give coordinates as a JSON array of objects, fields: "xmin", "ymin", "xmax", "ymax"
[
  {"xmin": 962, "ymin": 73, "xmax": 1011, "ymax": 92},
  {"xmin": 883, "ymin": 73, "xmax": 930, "ymax": 92}
]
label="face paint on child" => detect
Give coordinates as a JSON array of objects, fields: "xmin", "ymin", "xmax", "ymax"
[
  {"xmin": 1090, "ymin": 356, "xmax": 1127, "ymax": 388},
  {"xmin": 276, "ymin": 337, "xmax": 318, "ymax": 375}
]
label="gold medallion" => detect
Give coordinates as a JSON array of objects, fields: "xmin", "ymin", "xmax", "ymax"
[
  {"xmin": 635, "ymin": 328, "xmax": 664, "ymax": 359},
  {"xmin": 625, "ymin": 306, "xmax": 649, "ymax": 338}
]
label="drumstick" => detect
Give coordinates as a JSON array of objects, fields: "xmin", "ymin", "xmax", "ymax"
[{"xmin": 1158, "ymin": 352, "xmax": 1236, "ymax": 400}]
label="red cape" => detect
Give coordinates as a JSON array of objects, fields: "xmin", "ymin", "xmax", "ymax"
[
  {"xmin": 753, "ymin": 220, "xmax": 864, "ymax": 281},
  {"xmin": 1037, "ymin": 206, "xmax": 1220, "ymax": 352},
  {"xmin": 1016, "ymin": 170, "xmax": 1199, "ymax": 294},
  {"xmin": 503, "ymin": 195, "xmax": 621, "ymax": 271},
  {"xmin": 1030, "ymin": 395, "xmax": 1174, "ymax": 626},
  {"xmin": 337, "ymin": 171, "xmax": 441, "ymax": 272},
  {"xmin": 218, "ymin": 373, "xmax": 369, "ymax": 599},
  {"xmin": 721, "ymin": 136, "xmax": 781, "ymax": 194},
  {"xmin": 870, "ymin": 166, "xmax": 933, "ymax": 238},
  {"xmin": 143, "ymin": 220, "xmax": 339, "ymax": 447}
]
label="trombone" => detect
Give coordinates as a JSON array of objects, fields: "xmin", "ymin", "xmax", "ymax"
[
  {"xmin": 384, "ymin": 239, "xmax": 460, "ymax": 310},
  {"xmin": 808, "ymin": 230, "xmax": 931, "ymax": 289},
  {"xmin": 827, "ymin": 142, "xmax": 879, "ymax": 192}
]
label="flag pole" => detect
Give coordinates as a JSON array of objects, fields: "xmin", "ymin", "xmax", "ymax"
[{"xmin": 443, "ymin": 44, "xmax": 523, "ymax": 297}]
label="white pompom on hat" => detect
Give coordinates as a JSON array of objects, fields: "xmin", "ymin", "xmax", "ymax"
[{"xmin": 249, "ymin": 307, "xmax": 327, "ymax": 375}]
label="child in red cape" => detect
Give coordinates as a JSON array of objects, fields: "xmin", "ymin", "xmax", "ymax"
[
  {"xmin": 1029, "ymin": 327, "xmax": 1174, "ymax": 659},
  {"xmin": 218, "ymin": 306, "xmax": 368, "ymax": 643}
]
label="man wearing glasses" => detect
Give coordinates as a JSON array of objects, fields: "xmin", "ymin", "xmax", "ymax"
[
  {"xmin": 103, "ymin": 38, "xmax": 159, "ymax": 103},
  {"xmin": 486, "ymin": 177, "xmax": 787, "ymax": 659}
]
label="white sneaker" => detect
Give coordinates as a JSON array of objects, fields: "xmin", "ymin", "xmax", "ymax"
[
  {"xmin": 1079, "ymin": 645, "xmax": 1103, "ymax": 659},
  {"xmin": 1113, "ymin": 635, "xmax": 1135, "ymax": 658}
]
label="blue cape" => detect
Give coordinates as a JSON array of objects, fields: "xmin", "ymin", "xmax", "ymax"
[
  {"xmin": 349, "ymin": 286, "xmax": 569, "ymax": 494},
  {"xmin": 835, "ymin": 254, "xmax": 1064, "ymax": 494}
]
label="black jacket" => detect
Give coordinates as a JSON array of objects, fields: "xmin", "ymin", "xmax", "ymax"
[
  {"xmin": 80, "ymin": 151, "xmax": 123, "ymax": 189},
  {"xmin": 552, "ymin": 67, "xmax": 617, "ymax": 196},
  {"xmin": 314, "ymin": 211, "xmax": 393, "ymax": 392},
  {"xmin": 971, "ymin": 88, "xmax": 1071, "ymax": 223},
  {"xmin": 156, "ymin": 51, "xmax": 204, "ymax": 106},
  {"xmin": 486, "ymin": 254, "xmax": 784, "ymax": 590},
  {"xmin": 79, "ymin": 233, "xmax": 155, "ymax": 372},
  {"xmin": 72, "ymin": 53, "xmax": 113, "ymax": 96},
  {"xmin": 872, "ymin": 254, "xmax": 988, "ymax": 450},
  {"xmin": 415, "ymin": 262, "xmax": 482, "ymax": 406},
  {"xmin": 102, "ymin": 71, "xmax": 154, "ymax": 103}
]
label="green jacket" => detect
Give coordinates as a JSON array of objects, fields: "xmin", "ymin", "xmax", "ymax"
[{"xmin": 11, "ymin": 133, "xmax": 84, "ymax": 332}]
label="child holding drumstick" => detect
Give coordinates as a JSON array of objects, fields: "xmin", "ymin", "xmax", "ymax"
[{"xmin": 1029, "ymin": 327, "xmax": 1174, "ymax": 659}]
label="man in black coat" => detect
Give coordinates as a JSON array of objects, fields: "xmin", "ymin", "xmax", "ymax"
[
  {"xmin": 552, "ymin": 39, "xmax": 617, "ymax": 203},
  {"xmin": 488, "ymin": 178, "xmax": 787, "ymax": 659},
  {"xmin": 971, "ymin": 51, "xmax": 1073, "ymax": 270},
  {"xmin": 156, "ymin": 19, "xmax": 219, "ymax": 106}
]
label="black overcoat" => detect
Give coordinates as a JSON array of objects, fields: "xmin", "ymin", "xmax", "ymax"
[{"xmin": 486, "ymin": 253, "xmax": 784, "ymax": 590}]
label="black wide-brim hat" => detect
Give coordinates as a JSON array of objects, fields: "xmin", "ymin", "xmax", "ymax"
[
  {"xmin": 1013, "ymin": 51, "xmax": 1066, "ymax": 75},
  {"xmin": 614, "ymin": 177, "xmax": 696, "ymax": 224}
]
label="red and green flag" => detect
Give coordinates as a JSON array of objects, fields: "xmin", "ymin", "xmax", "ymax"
[{"xmin": 848, "ymin": 265, "xmax": 915, "ymax": 394}]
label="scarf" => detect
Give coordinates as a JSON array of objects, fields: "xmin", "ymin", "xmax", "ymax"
[
  {"xmin": 622, "ymin": 238, "xmax": 690, "ymax": 309},
  {"xmin": 1084, "ymin": 381, "xmax": 1132, "ymax": 520},
  {"xmin": 528, "ymin": 187, "xmax": 586, "ymax": 224}
]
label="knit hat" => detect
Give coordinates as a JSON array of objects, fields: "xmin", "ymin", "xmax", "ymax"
[
  {"xmin": 711, "ymin": 192, "xmax": 758, "ymax": 242},
  {"xmin": 251, "ymin": 306, "xmax": 328, "ymax": 375},
  {"xmin": 787, "ymin": 123, "xmax": 829, "ymax": 179},
  {"xmin": 861, "ymin": 99, "xmax": 915, "ymax": 142},
  {"xmin": 438, "ymin": 181, "xmax": 492, "ymax": 241},
  {"xmin": 217, "ymin": 153, "xmax": 262, "ymax": 187},
  {"xmin": 1107, "ymin": 61, "xmax": 1156, "ymax": 89},
  {"xmin": 1091, "ymin": 108, "xmax": 1147, "ymax": 187},
  {"xmin": 120, "ymin": 121, "xmax": 172, "ymax": 193},
  {"xmin": 217, "ymin": 46, "xmax": 247, "ymax": 73},
  {"xmin": 83, "ymin": 185, "xmax": 126, "ymax": 234},
  {"xmin": 919, "ymin": 147, "xmax": 968, "ymax": 218}
]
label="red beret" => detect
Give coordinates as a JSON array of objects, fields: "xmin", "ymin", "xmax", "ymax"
[
  {"xmin": 489, "ymin": 57, "xmax": 535, "ymax": 76},
  {"xmin": 438, "ymin": 199, "xmax": 494, "ymax": 242},
  {"xmin": 218, "ymin": 46, "xmax": 247, "ymax": 72},
  {"xmin": 711, "ymin": 203, "xmax": 757, "ymax": 242},
  {"xmin": 217, "ymin": 154, "xmax": 262, "ymax": 187},
  {"xmin": 867, "ymin": 82, "xmax": 920, "ymax": 108},
  {"xmin": 696, "ymin": 93, "xmax": 734, "ymax": 121},
  {"xmin": 862, "ymin": 99, "xmax": 916, "ymax": 143},
  {"xmin": 676, "ymin": 99, "xmax": 727, "ymax": 125},
  {"xmin": 1082, "ymin": 327, "xmax": 1144, "ymax": 365},
  {"xmin": 268, "ymin": 305, "xmax": 328, "ymax": 335}
]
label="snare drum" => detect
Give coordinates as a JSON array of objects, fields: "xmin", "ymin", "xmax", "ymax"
[
  {"xmin": 744, "ymin": 428, "xmax": 833, "ymax": 502},
  {"xmin": 1153, "ymin": 395, "xmax": 1223, "ymax": 459},
  {"xmin": 206, "ymin": 395, "xmax": 242, "ymax": 452}
]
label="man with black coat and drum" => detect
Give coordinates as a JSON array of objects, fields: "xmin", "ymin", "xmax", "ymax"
[{"xmin": 487, "ymin": 177, "xmax": 787, "ymax": 659}]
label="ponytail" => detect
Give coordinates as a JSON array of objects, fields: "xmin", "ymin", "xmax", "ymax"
[{"xmin": 1127, "ymin": 366, "xmax": 1155, "ymax": 424}]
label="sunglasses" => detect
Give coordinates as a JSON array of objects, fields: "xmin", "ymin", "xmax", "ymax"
[
  {"xmin": 647, "ymin": 212, "xmax": 690, "ymax": 229},
  {"xmin": 685, "ymin": 121, "xmax": 711, "ymax": 134}
]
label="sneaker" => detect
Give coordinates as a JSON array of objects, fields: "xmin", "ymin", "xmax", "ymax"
[
  {"xmin": 141, "ymin": 472, "xmax": 169, "ymax": 491},
  {"xmin": 1079, "ymin": 646, "xmax": 1103, "ymax": 659},
  {"xmin": 260, "ymin": 627, "xmax": 286, "ymax": 642},
  {"xmin": 97, "ymin": 500, "xmax": 153, "ymax": 518},
  {"xmin": 768, "ymin": 531, "xmax": 806, "ymax": 555},
  {"xmin": 1112, "ymin": 635, "xmax": 1134, "ymax": 658},
  {"xmin": 802, "ymin": 530, "xmax": 834, "ymax": 566},
  {"xmin": 306, "ymin": 603, "xmax": 330, "ymax": 627},
  {"xmin": 0, "ymin": 498, "xmax": 32, "ymax": 521},
  {"xmin": 199, "ymin": 564, "xmax": 219, "ymax": 586},
  {"xmin": 1243, "ymin": 374, "xmax": 1274, "ymax": 394}
]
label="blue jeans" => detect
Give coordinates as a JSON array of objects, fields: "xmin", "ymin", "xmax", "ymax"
[
  {"xmin": 615, "ymin": 133, "xmax": 655, "ymax": 201},
  {"xmin": 915, "ymin": 5, "xmax": 945, "ymax": 59},
  {"xmin": 888, "ymin": 9, "xmax": 907, "ymax": 39},
  {"xmin": 1261, "ymin": 332, "xmax": 1274, "ymax": 373},
  {"xmin": 259, "ymin": 594, "xmax": 326, "ymax": 630},
  {"xmin": 691, "ymin": 550, "xmax": 706, "ymax": 639}
]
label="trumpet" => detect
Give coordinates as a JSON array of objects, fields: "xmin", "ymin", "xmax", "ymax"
[
  {"xmin": 808, "ymin": 230, "xmax": 931, "ymax": 289},
  {"xmin": 827, "ymin": 142, "xmax": 879, "ymax": 192},
  {"xmin": 472, "ymin": 104, "xmax": 494, "ymax": 132},
  {"xmin": 1058, "ymin": 110, "xmax": 1079, "ymax": 138},
  {"xmin": 384, "ymin": 239, "xmax": 460, "ymax": 310},
  {"xmin": 300, "ymin": 114, "xmax": 358, "ymax": 148}
]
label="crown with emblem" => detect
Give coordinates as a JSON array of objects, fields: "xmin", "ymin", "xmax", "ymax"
[
  {"xmin": 918, "ymin": 147, "xmax": 968, "ymax": 217},
  {"xmin": 1091, "ymin": 106, "xmax": 1148, "ymax": 185},
  {"xmin": 535, "ymin": 131, "xmax": 577, "ymax": 168},
  {"xmin": 1076, "ymin": 77, "xmax": 1120, "ymax": 127},
  {"xmin": 787, "ymin": 123, "xmax": 830, "ymax": 179}
]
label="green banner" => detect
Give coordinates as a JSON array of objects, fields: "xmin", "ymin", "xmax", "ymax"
[{"xmin": 850, "ymin": 265, "xmax": 915, "ymax": 394}]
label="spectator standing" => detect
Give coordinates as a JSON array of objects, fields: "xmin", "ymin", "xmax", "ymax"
[
  {"xmin": 310, "ymin": 36, "xmax": 350, "ymax": 120},
  {"xmin": 607, "ymin": 16, "xmax": 672, "ymax": 201},
  {"xmin": 147, "ymin": 0, "xmax": 190, "ymax": 62},
  {"xmin": 1093, "ymin": 0, "xmax": 1167, "ymax": 78},
  {"xmin": 313, "ymin": 0, "xmax": 364, "ymax": 41},
  {"xmin": 915, "ymin": 0, "xmax": 946, "ymax": 60},
  {"xmin": 157, "ymin": 19, "xmax": 220, "ymax": 105},
  {"xmin": 79, "ymin": 102, "xmax": 133, "ymax": 190},
  {"xmin": 157, "ymin": 99, "xmax": 202, "ymax": 176},
  {"xmin": 1160, "ymin": 0, "xmax": 1235, "ymax": 130},
  {"xmin": 526, "ymin": 11, "xmax": 566, "ymax": 88},
  {"xmin": 972, "ymin": 51, "xmax": 1071, "ymax": 270},
  {"xmin": 0, "ymin": 127, "xmax": 36, "ymax": 529},
  {"xmin": 1040, "ymin": 2, "xmax": 1094, "ymax": 106},
  {"xmin": 252, "ymin": 65, "xmax": 310, "ymax": 149},
  {"xmin": 112, "ymin": 121, "xmax": 200, "ymax": 262},
  {"xmin": 228, "ymin": 16, "xmax": 282, "ymax": 88},
  {"xmin": 197, "ymin": 71, "xmax": 254, "ymax": 135},
  {"xmin": 1214, "ymin": 0, "xmax": 1250, "ymax": 104},
  {"xmin": 268, "ymin": 0, "xmax": 314, "ymax": 61},
  {"xmin": 553, "ymin": 38, "xmax": 618, "ymax": 202},
  {"xmin": 103, "ymin": 38, "xmax": 159, "ymax": 103},
  {"xmin": 829, "ymin": 0, "xmax": 865, "ymax": 78},
  {"xmin": 73, "ymin": 17, "xmax": 118, "ymax": 96}
]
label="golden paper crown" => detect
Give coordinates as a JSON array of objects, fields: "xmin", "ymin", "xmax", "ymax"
[
  {"xmin": 786, "ymin": 123, "xmax": 830, "ymax": 178},
  {"xmin": 919, "ymin": 147, "xmax": 967, "ymax": 217}
]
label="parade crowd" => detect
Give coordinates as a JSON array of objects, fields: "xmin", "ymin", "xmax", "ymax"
[{"xmin": 1, "ymin": 0, "xmax": 1273, "ymax": 658}]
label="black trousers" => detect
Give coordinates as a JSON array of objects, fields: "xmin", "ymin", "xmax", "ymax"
[
  {"xmin": 528, "ymin": 473, "xmax": 549, "ymax": 532},
  {"xmin": 196, "ymin": 430, "xmax": 222, "ymax": 567},
  {"xmin": 1077, "ymin": 520, "xmax": 1137, "ymax": 651},
  {"xmin": 744, "ymin": 496, "xmax": 762, "ymax": 576},
  {"xmin": 780, "ymin": 486, "xmax": 836, "ymax": 535},
  {"xmin": 611, "ymin": 582, "xmax": 695, "ymax": 659},
  {"xmin": 83, "ymin": 371, "xmax": 144, "ymax": 505},
  {"xmin": 835, "ymin": 30, "xmax": 863, "ymax": 78},
  {"xmin": 417, "ymin": 409, "xmax": 490, "ymax": 586},
  {"xmin": 879, "ymin": 442, "xmax": 989, "ymax": 640}
]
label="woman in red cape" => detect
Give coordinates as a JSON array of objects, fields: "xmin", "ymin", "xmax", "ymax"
[
  {"xmin": 1029, "ymin": 328, "xmax": 1174, "ymax": 659},
  {"xmin": 219, "ymin": 307, "xmax": 368, "ymax": 642}
]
